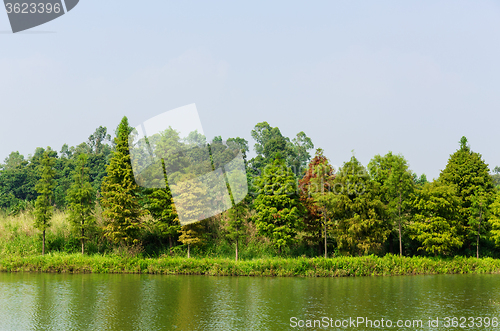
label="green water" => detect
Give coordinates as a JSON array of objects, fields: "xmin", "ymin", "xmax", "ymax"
[{"xmin": 0, "ymin": 273, "xmax": 499, "ymax": 330}]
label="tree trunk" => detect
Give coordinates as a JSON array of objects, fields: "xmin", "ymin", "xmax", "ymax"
[
  {"xmin": 81, "ymin": 228, "xmax": 85, "ymax": 254},
  {"xmin": 399, "ymin": 192, "xmax": 402, "ymax": 256},
  {"xmin": 169, "ymin": 236, "xmax": 173, "ymax": 249},
  {"xmin": 42, "ymin": 230, "xmax": 46, "ymax": 255},
  {"xmin": 187, "ymin": 244, "xmax": 190, "ymax": 258},
  {"xmin": 477, "ymin": 209, "xmax": 483, "ymax": 259},
  {"xmin": 235, "ymin": 239, "xmax": 239, "ymax": 262},
  {"xmin": 324, "ymin": 217, "xmax": 327, "ymax": 258}
]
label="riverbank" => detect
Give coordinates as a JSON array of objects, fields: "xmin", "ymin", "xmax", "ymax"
[{"xmin": 1, "ymin": 253, "xmax": 500, "ymax": 277}]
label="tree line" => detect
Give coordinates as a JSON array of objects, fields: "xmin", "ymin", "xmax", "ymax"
[{"xmin": 2, "ymin": 116, "xmax": 500, "ymax": 259}]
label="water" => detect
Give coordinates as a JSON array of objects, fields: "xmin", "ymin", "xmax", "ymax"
[{"xmin": 0, "ymin": 272, "xmax": 499, "ymax": 330}]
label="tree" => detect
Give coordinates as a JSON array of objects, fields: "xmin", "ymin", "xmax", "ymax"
[
  {"xmin": 224, "ymin": 155, "xmax": 250, "ymax": 261},
  {"xmin": 66, "ymin": 154, "xmax": 95, "ymax": 254},
  {"xmin": 331, "ymin": 155, "xmax": 390, "ymax": 256},
  {"xmin": 492, "ymin": 166, "xmax": 500, "ymax": 188},
  {"xmin": 408, "ymin": 181, "xmax": 463, "ymax": 256},
  {"xmin": 225, "ymin": 201, "xmax": 248, "ymax": 261},
  {"xmin": 100, "ymin": 117, "xmax": 144, "ymax": 245},
  {"xmin": 253, "ymin": 154, "xmax": 302, "ymax": 254},
  {"xmin": 178, "ymin": 222, "xmax": 204, "ymax": 258},
  {"xmin": 439, "ymin": 136, "xmax": 494, "ymax": 249},
  {"xmin": 470, "ymin": 189, "xmax": 488, "ymax": 258},
  {"xmin": 368, "ymin": 152, "xmax": 414, "ymax": 256},
  {"xmin": 488, "ymin": 191, "xmax": 500, "ymax": 247},
  {"xmin": 299, "ymin": 148, "xmax": 335, "ymax": 257},
  {"xmin": 34, "ymin": 148, "xmax": 56, "ymax": 255},
  {"xmin": 147, "ymin": 160, "xmax": 180, "ymax": 249},
  {"xmin": 88, "ymin": 126, "xmax": 112, "ymax": 155},
  {"xmin": 248, "ymin": 122, "xmax": 314, "ymax": 178}
]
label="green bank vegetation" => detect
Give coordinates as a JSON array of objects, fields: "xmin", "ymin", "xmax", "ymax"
[{"xmin": 2, "ymin": 116, "xmax": 500, "ymax": 276}]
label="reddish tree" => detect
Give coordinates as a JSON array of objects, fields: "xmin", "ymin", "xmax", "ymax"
[{"xmin": 298, "ymin": 148, "xmax": 335, "ymax": 255}]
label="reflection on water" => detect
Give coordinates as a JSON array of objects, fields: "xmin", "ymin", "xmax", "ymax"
[{"xmin": 0, "ymin": 272, "xmax": 499, "ymax": 330}]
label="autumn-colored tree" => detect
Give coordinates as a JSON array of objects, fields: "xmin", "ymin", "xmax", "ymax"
[
  {"xmin": 179, "ymin": 222, "xmax": 204, "ymax": 258},
  {"xmin": 299, "ymin": 148, "xmax": 335, "ymax": 257}
]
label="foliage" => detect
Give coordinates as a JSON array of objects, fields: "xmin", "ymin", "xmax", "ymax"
[
  {"xmin": 146, "ymin": 161, "xmax": 180, "ymax": 249},
  {"xmin": 66, "ymin": 154, "xmax": 96, "ymax": 254},
  {"xmin": 488, "ymin": 191, "xmax": 500, "ymax": 247},
  {"xmin": 439, "ymin": 136, "xmax": 495, "ymax": 245},
  {"xmin": 248, "ymin": 122, "xmax": 314, "ymax": 178},
  {"xmin": 368, "ymin": 152, "xmax": 415, "ymax": 255},
  {"xmin": 408, "ymin": 181, "xmax": 463, "ymax": 255},
  {"xmin": 329, "ymin": 155, "xmax": 390, "ymax": 256},
  {"xmin": 100, "ymin": 117, "xmax": 144, "ymax": 245},
  {"xmin": 34, "ymin": 148, "xmax": 56, "ymax": 255},
  {"xmin": 178, "ymin": 222, "xmax": 204, "ymax": 258},
  {"xmin": 299, "ymin": 148, "xmax": 336, "ymax": 256},
  {"xmin": 253, "ymin": 154, "xmax": 303, "ymax": 253}
]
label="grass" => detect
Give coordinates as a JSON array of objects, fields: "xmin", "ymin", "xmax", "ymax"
[
  {"xmin": 1, "ymin": 253, "xmax": 500, "ymax": 277},
  {"xmin": 2, "ymin": 210, "xmax": 500, "ymax": 277}
]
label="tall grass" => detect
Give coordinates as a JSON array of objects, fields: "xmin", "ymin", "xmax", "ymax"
[
  {"xmin": 1, "ymin": 253, "xmax": 500, "ymax": 277},
  {"xmin": 2, "ymin": 211, "xmax": 500, "ymax": 278},
  {"xmin": 0, "ymin": 209, "xmax": 71, "ymax": 256}
]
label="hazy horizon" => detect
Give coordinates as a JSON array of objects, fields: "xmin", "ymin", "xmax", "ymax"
[{"xmin": 2, "ymin": 1, "xmax": 500, "ymax": 179}]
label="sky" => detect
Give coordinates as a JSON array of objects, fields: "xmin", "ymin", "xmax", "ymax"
[{"xmin": 1, "ymin": 0, "xmax": 500, "ymax": 179}]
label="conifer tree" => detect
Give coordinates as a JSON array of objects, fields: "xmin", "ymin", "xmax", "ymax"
[
  {"xmin": 34, "ymin": 148, "xmax": 56, "ymax": 255},
  {"xmin": 330, "ymin": 156, "xmax": 390, "ymax": 256},
  {"xmin": 178, "ymin": 222, "xmax": 204, "ymax": 258},
  {"xmin": 408, "ymin": 181, "xmax": 463, "ymax": 255},
  {"xmin": 253, "ymin": 154, "xmax": 302, "ymax": 254},
  {"xmin": 225, "ymin": 201, "xmax": 248, "ymax": 261},
  {"xmin": 66, "ymin": 154, "xmax": 95, "ymax": 254},
  {"xmin": 488, "ymin": 191, "xmax": 500, "ymax": 247},
  {"xmin": 101, "ymin": 117, "xmax": 143, "ymax": 245},
  {"xmin": 147, "ymin": 160, "xmax": 180, "ymax": 249},
  {"xmin": 299, "ymin": 148, "xmax": 335, "ymax": 257},
  {"xmin": 439, "ymin": 136, "xmax": 494, "ymax": 248},
  {"xmin": 368, "ymin": 152, "xmax": 414, "ymax": 256}
]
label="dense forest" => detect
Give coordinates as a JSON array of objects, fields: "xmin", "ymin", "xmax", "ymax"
[{"xmin": 2, "ymin": 115, "xmax": 500, "ymax": 260}]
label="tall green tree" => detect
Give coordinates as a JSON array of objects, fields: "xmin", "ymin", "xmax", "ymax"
[
  {"xmin": 488, "ymin": 190, "xmax": 500, "ymax": 248},
  {"xmin": 470, "ymin": 189, "xmax": 488, "ymax": 258},
  {"xmin": 147, "ymin": 160, "xmax": 180, "ymax": 249},
  {"xmin": 253, "ymin": 154, "xmax": 302, "ymax": 254},
  {"xmin": 225, "ymin": 201, "xmax": 248, "ymax": 261},
  {"xmin": 439, "ymin": 136, "xmax": 494, "ymax": 249},
  {"xmin": 101, "ymin": 117, "xmax": 144, "ymax": 245},
  {"xmin": 331, "ymin": 155, "xmax": 390, "ymax": 256},
  {"xmin": 34, "ymin": 148, "xmax": 56, "ymax": 255},
  {"xmin": 249, "ymin": 122, "xmax": 314, "ymax": 178},
  {"xmin": 368, "ymin": 152, "xmax": 414, "ymax": 256},
  {"xmin": 66, "ymin": 154, "xmax": 95, "ymax": 254},
  {"xmin": 408, "ymin": 181, "xmax": 463, "ymax": 256}
]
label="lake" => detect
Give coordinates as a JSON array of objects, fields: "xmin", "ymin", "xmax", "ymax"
[{"xmin": 0, "ymin": 272, "xmax": 499, "ymax": 330}]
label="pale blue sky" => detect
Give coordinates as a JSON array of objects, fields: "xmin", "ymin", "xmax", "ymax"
[{"xmin": 1, "ymin": 1, "xmax": 500, "ymax": 179}]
